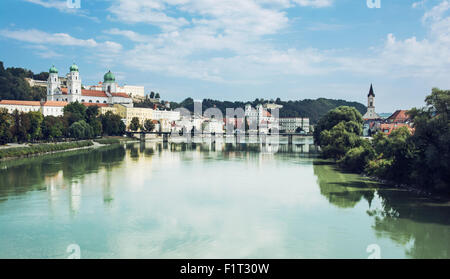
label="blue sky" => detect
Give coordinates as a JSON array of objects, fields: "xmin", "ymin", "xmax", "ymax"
[{"xmin": 1, "ymin": 0, "xmax": 450, "ymax": 112}]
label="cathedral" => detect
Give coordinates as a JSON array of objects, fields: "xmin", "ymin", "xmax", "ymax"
[{"xmin": 46, "ymin": 64, "xmax": 132, "ymax": 106}]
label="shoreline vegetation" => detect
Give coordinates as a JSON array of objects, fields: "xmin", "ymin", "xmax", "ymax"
[
  {"xmin": 314, "ymin": 88, "xmax": 450, "ymax": 199},
  {"xmin": 0, "ymin": 137, "xmax": 135, "ymax": 160}
]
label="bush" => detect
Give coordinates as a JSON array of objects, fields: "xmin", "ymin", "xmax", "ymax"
[{"xmin": 339, "ymin": 142, "xmax": 375, "ymax": 172}]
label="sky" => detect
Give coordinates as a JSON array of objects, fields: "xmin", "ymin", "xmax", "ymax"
[{"xmin": 1, "ymin": 0, "xmax": 450, "ymax": 112}]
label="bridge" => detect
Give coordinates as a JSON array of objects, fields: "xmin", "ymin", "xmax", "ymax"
[{"xmin": 125, "ymin": 130, "xmax": 313, "ymax": 146}]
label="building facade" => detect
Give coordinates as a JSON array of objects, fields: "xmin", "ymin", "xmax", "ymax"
[{"xmin": 47, "ymin": 64, "xmax": 133, "ymax": 106}]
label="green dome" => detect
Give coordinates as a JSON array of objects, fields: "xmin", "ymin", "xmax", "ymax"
[
  {"xmin": 49, "ymin": 65, "xmax": 58, "ymax": 74},
  {"xmin": 104, "ymin": 70, "xmax": 115, "ymax": 82},
  {"xmin": 70, "ymin": 63, "xmax": 79, "ymax": 72}
]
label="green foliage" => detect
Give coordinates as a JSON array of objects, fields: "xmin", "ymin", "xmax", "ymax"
[
  {"xmin": 143, "ymin": 119, "xmax": 155, "ymax": 132},
  {"xmin": 407, "ymin": 88, "xmax": 450, "ymax": 192},
  {"xmin": 93, "ymin": 138, "xmax": 122, "ymax": 145},
  {"xmin": 314, "ymin": 106, "xmax": 363, "ymax": 145},
  {"xmin": 0, "ymin": 109, "xmax": 13, "ymax": 145},
  {"xmin": 0, "ymin": 140, "xmax": 93, "ymax": 159},
  {"xmin": 69, "ymin": 120, "xmax": 94, "ymax": 140},
  {"xmin": 0, "ymin": 61, "xmax": 48, "ymax": 101},
  {"xmin": 316, "ymin": 88, "xmax": 449, "ymax": 194},
  {"xmin": 28, "ymin": 111, "xmax": 43, "ymax": 141},
  {"xmin": 41, "ymin": 116, "xmax": 64, "ymax": 140},
  {"xmin": 100, "ymin": 111, "xmax": 126, "ymax": 136},
  {"xmin": 129, "ymin": 117, "xmax": 140, "ymax": 131},
  {"xmin": 63, "ymin": 101, "xmax": 87, "ymax": 125},
  {"xmin": 338, "ymin": 140, "xmax": 375, "ymax": 172}
]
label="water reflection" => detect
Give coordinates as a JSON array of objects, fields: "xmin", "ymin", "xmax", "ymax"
[{"xmin": 0, "ymin": 142, "xmax": 449, "ymax": 258}]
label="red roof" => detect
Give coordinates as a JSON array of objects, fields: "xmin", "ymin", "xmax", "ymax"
[
  {"xmin": 42, "ymin": 101, "xmax": 68, "ymax": 107},
  {"xmin": 111, "ymin": 92, "xmax": 130, "ymax": 98},
  {"xmin": 0, "ymin": 100, "xmax": 41, "ymax": 106},
  {"xmin": 82, "ymin": 89, "xmax": 108, "ymax": 97},
  {"xmin": 380, "ymin": 123, "xmax": 414, "ymax": 135},
  {"xmin": 82, "ymin": 102, "xmax": 109, "ymax": 107},
  {"xmin": 387, "ymin": 110, "xmax": 410, "ymax": 123},
  {"xmin": 61, "ymin": 88, "xmax": 130, "ymax": 99}
]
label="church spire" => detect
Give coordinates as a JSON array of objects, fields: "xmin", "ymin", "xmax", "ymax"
[{"xmin": 368, "ymin": 84, "xmax": 375, "ymax": 97}]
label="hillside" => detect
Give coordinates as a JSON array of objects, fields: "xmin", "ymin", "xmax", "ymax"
[{"xmin": 0, "ymin": 61, "xmax": 47, "ymax": 101}]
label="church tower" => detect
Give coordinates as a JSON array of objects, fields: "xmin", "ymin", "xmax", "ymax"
[
  {"xmin": 363, "ymin": 84, "xmax": 380, "ymax": 119},
  {"xmin": 47, "ymin": 65, "xmax": 60, "ymax": 101},
  {"xmin": 67, "ymin": 63, "xmax": 82, "ymax": 102},
  {"xmin": 102, "ymin": 70, "xmax": 117, "ymax": 95}
]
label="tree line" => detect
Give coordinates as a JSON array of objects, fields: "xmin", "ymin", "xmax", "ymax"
[
  {"xmin": 0, "ymin": 102, "xmax": 126, "ymax": 144},
  {"xmin": 314, "ymin": 88, "xmax": 450, "ymax": 194}
]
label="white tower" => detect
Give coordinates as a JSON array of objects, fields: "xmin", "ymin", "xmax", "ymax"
[
  {"xmin": 47, "ymin": 65, "xmax": 60, "ymax": 101},
  {"xmin": 363, "ymin": 84, "xmax": 380, "ymax": 120},
  {"xmin": 67, "ymin": 63, "xmax": 82, "ymax": 102}
]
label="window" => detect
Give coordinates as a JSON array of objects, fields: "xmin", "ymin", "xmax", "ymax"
[
  {"xmin": 89, "ymin": 100, "xmax": 92, "ymax": 103},
  {"xmin": 96, "ymin": 100, "xmax": 100, "ymax": 103}
]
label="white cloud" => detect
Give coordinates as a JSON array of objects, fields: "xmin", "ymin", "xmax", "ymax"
[
  {"xmin": 24, "ymin": 0, "xmax": 99, "ymax": 21},
  {"xmin": 0, "ymin": 29, "xmax": 123, "ymax": 62}
]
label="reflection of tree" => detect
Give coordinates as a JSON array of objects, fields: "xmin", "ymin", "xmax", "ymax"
[
  {"xmin": 370, "ymin": 189, "xmax": 450, "ymax": 259},
  {"xmin": 0, "ymin": 145, "xmax": 125, "ymax": 201},
  {"xmin": 313, "ymin": 160, "xmax": 375, "ymax": 208}
]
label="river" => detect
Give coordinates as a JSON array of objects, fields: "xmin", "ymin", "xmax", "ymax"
[{"xmin": 0, "ymin": 141, "xmax": 449, "ymax": 259}]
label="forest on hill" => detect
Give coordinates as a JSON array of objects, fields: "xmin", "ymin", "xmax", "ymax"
[{"xmin": 0, "ymin": 61, "xmax": 48, "ymax": 101}]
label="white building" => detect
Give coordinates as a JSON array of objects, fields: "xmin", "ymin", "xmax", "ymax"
[
  {"xmin": 88, "ymin": 83, "xmax": 145, "ymax": 98},
  {"xmin": 47, "ymin": 64, "xmax": 133, "ymax": 106},
  {"xmin": 245, "ymin": 104, "xmax": 277, "ymax": 133},
  {"xmin": 0, "ymin": 100, "xmax": 67, "ymax": 117},
  {"xmin": 279, "ymin": 118, "xmax": 310, "ymax": 133}
]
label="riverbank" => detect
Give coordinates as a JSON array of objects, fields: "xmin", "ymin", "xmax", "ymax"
[{"xmin": 0, "ymin": 136, "xmax": 135, "ymax": 160}]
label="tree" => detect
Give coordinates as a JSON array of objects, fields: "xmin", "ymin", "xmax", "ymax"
[
  {"xmin": 41, "ymin": 116, "xmax": 64, "ymax": 140},
  {"xmin": 69, "ymin": 120, "xmax": 94, "ymax": 139},
  {"xmin": 144, "ymin": 119, "xmax": 155, "ymax": 132},
  {"xmin": 28, "ymin": 111, "xmax": 44, "ymax": 141},
  {"xmin": 129, "ymin": 117, "xmax": 140, "ymax": 131},
  {"xmin": 408, "ymin": 88, "xmax": 450, "ymax": 191},
  {"xmin": 100, "ymin": 111, "xmax": 125, "ymax": 136},
  {"xmin": 319, "ymin": 121, "xmax": 363, "ymax": 159},
  {"xmin": 0, "ymin": 109, "xmax": 13, "ymax": 145},
  {"xmin": 314, "ymin": 106, "xmax": 363, "ymax": 145},
  {"xmin": 155, "ymin": 92, "xmax": 160, "ymax": 99},
  {"xmin": 150, "ymin": 91, "xmax": 155, "ymax": 98},
  {"xmin": 63, "ymin": 101, "xmax": 86, "ymax": 125}
]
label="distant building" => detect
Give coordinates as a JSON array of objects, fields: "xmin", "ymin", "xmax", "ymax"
[
  {"xmin": 363, "ymin": 84, "xmax": 380, "ymax": 120},
  {"xmin": 386, "ymin": 110, "xmax": 411, "ymax": 123},
  {"xmin": 380, "ymin": 123, "xmax": 414, "ymax": 135},
  {"xmin": 0, "ymin": 100, "xmax": 67, "ymax": 117},
  {"xmin": 279, "ymin": 118, "xmax": 310, "ymax": 133}
]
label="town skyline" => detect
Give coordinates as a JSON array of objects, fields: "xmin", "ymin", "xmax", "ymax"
[{"xmin": 1, "ymin": 0, "xmax": 449, "ymax": 112}]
